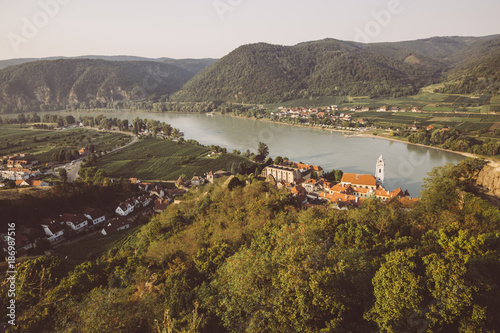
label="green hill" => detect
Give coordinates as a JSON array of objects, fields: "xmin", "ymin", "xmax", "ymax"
[
  {"xmin": 437, "ymin": 36, "xmax": 500, "ymax": 94},
  {"xmin": 174, "ymin": 35, "xmax": 500, "ymax": 103},
  {"xmin": 8, "ymin": 159, "xmax": 500, "ymax": 332},
  {"xmin": 0, "ymin": 59, "xmax": 194, "ymax": 113}
]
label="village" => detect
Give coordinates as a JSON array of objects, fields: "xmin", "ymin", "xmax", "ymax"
[
  {"xmin": 1, "ymin": 136, "xmax": 418, "ymax": 260},
  {"xmin": 261, "ymin": 154, "xmax": 418, "ymax": 210}
]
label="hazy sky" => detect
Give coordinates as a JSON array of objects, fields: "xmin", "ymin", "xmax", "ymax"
[{"xmin": 1, "ymin": 0, "xmax": 499, "ymax": 60}]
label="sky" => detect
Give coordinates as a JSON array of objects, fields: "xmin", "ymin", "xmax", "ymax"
[{"xmin": 0, "ymin": 0, "xmax": 499, "ymax": 60}]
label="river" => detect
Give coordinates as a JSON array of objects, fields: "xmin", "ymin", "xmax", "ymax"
[{"xmin": 7, "ymin": 111, "xmax": 466, "ymax": 196}]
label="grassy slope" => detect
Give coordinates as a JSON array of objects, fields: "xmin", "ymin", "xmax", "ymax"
[
  {"xmin": 94, "ymin": 137, "xmax": 254, "ymax": 181},
  {"xmin": 0, "ymin": 125, "xmax": 131, "ymax": 163},
  {"xmin": 57, "ymin": 226, "xmax": 141, "ymax": 269}
]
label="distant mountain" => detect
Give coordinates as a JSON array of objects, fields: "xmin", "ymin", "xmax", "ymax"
[
  {"xmin": 174, "ymin": 35, "xmax": 500, "ymax": 103},
  {"xmin": 0, "ymin": 59, "xmax": 193, "ymax": 113},
  {"xmin": 1, "ymin": 35, "xmax": 499, "ymax": 111},
  {"xmin": 434, "ymin": 36, "xmax": 500, "ymax": 95},
  {"xmin": 0, "ymin": 56, "xmax": 217, "ymax": 72}
]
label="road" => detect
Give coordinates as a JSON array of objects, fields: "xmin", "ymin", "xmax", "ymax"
[{"xmin": 51, "ymin": 134, "xmax": 138, "ymax": 182}]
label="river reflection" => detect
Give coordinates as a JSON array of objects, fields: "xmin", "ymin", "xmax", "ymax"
[{"xmin": 10, "ymin": 111, "xmax": 466, "ymax": 196}]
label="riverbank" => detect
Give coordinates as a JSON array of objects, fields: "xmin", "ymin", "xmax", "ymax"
[{"xmin": 222, "ymin": 112, "xmax": 489, "ymax": 161}]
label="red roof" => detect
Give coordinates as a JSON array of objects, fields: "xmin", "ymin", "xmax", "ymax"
[
  {"xmin": 60, "ymin": 213, "xmax": 88, "ymax": 226},
  {"xmin": 341, "ymin": 173, "xmax": 377, "ymax": 187}
]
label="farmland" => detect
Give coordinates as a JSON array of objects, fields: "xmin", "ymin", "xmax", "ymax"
[
  {"xmin": 94, "ymin": 137, "xmax": 255, "ymax": 181},
  {"xmin": 265, "ymin": 90, "xmax": 499, "ymax": 114},
  {"xmin": 0, "ymin": 125, "xmax": 131, "ymax": 163},
  {"xmin": 57, "ymin": 227, "xmax": 140, "ymax": 269}
]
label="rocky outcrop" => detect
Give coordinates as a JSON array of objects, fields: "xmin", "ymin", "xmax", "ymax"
[{"xmin": 476, "ymin": 161, "xmax": 500, "ymax": 197}]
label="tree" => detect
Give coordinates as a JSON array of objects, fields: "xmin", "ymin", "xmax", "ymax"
[
  {"xmin": 256, "ymin": 142, "xmax": 269, "ymax": 163},
  {"xmin": 58, "ymin": 168, "xmax": 68, "ymax": 183},
  {"xmin": 274, "ymin": 156, "xmax": 284, "ymax": 165},
  {"xmin": 257, "ymin": 142, "xmax": 269, "ymax": 157},
  {"xmin": 366, "ymin": 249, "xmax": 425, "ymax": 332}
]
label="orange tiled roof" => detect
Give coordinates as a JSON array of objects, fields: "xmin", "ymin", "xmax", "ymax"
[
  {"xmin": 291, "ymin": 185, "xmax": 306, "ymax": 195},
  {"xmin": 341, "ymin": 173, "xmax": 377, "ymax": 186},
  {"xmin": 331, "ymin": 193, "xmax": 364, "ymax": 206}
]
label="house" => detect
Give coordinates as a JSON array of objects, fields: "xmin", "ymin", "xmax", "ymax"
[
  {"xmin": 175, "ymin": 176, "xmax": 187, "ymax": 188},
  {"xmin": 31, "ymin": 180, "xmax": 50, "ymax": 187},
  {"xmin": 361, "ymin": 107, "xmax": 370, "ymax": 112},
  {"xmin": 303, "ymin": 178, "xmax": 321, "ymax": 192},
  {"xmin": 1, "ymin": 228, "xmax": 40, "ymax": 255},
  {"xmin": 15, "ymin": 179, "xmax": 30, "ymax": 187},
  {"xmin": 137, "ymin": 195, "xmax": 152, "ymax": 207},
  {"xmin": 79, "ymin": 148, "xmax": 91, "ymax": 156},
  {"xmin": 207, "ymin": 170, "xmax": 230, "ymax": 183},
  {"xmin": 292, "ymin": 163, "xmax": 324, "ymax": 178},
  {"xmin": 60, "ymin": 213, "xmax": 89, "ymax": 232},
  {"xmin": 129, "ymin": 178, "xmax": 140, "ymax": 184},
  {"xmin": 101, "ymin": 217, "xmax": 131, "ymax": 236},
  {"xmin": 15, "ymin": 179, "xmax": 50, "ymax": 187},
  {"xmin": 167, "ymin": 188, "xmax": 187, "ymax": 198},
  {"xmin": 154, "ymin": 198, "xmax": 170, "ymax": 214},
  {"xmin": 138, "ymin": 182, "xmax": 151, "ymax": 192},
  {"xmin": 40, "ymin": 219, "xmax": 66, "ymax": 243},
  {"xmin": 262, "ymin": 165, "xmax": 302, "ymax": 183},
  {"xmin": 377, "ymin": 106, "xmax": 387, "ymax": 112},
  {"xmin": 330, "ymin": 193, "xmax": 363, "ymax": 210},
  {"xmin": 115, "ymin": 201, "xmax": 134, "ymax": 216},
  {"xmin": 427, "ymin": 125, "xmax": 435, "ymax": 131},
  {"xmin": 1, "ymin": 168, "xmax": 39, "ymax": 180},
  {"xmin": 83, "ymin": 208, "xmax": 106, "ymax": 226},
  {"xmin": 191, "ymin": 175, "xmax": 203, "ymax": 187},
  {"xmin": 290, "ymin": 185, "xmax": 307, "ymax": 196},
  {"xmin": 340, "ymin": 173, "xmax": 378, "ymax": 190},
  {"xmin": 150, "ymin": 185, "xmax": 165, "ymax": 198}
]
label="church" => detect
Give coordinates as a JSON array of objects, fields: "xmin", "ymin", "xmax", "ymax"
[{"xmin": 334, "ymin": 154, "xmax": 411, "ymax": 202}]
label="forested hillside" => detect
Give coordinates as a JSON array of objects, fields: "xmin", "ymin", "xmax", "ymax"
[
  {"xmin": 174, "ymin": 39, "xmax": 445, "ymax": 103},
  {"xmin": 174, "ymin": 35, "xmax": 500, "ymax": 103},
  {"xmin": 4, "ymin": 159, "xmax": 500, "ymax": 332},
  {"xmin": 437, "ymin": 36, "xmax": 500, "ymax": 95},
  {"xmin": 0, "ymin": 59, "xmax": 193, "ymax": 113}
]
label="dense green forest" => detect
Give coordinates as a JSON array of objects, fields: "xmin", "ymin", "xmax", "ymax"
[
  {"xmin": 0, "ymin": 59, "xmax": 194, "ymax": 113},
  {"xmin": 174, "ymin": 36, "xmax": 500, "ymax": 103},
  {"xmin": 173, "ymin": 40, "xmax": 444, "ymax": 103},
  {"xmin": 4, "ymin": 158, "xmax": 500, "ymax": 332}
]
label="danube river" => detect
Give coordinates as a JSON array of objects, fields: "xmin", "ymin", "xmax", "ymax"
[{"xmin": 20, "ymin": 111, "xmax": 467, "ymax": 196}]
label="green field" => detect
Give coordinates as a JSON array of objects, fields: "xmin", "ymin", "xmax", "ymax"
[
  {"xmin": 264, "ymin": 91, "xmax": 495, "ymax": 111},
  {"xmin": 57, "ymin": 227, "xmax": 139, "ymax": 269},
  {"xmin": 95, "ymin": 137, "xmax": 255, "ymax": 180},
  {"xmin": 0, "ymin": 125, "xmax": 131, "ymax": 163}
]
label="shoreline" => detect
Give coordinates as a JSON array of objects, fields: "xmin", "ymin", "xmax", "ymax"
[{"xmin": 222, "ymin": 112, "xmax": 484, "ymax": 161}]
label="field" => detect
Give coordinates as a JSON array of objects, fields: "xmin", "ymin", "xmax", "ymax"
[
  {"xmin": 0, "ymin": 125, "xmax": 131, "ymax": 163},
  {"xmin": 57, "ymin": 227, "xmax": 140, "ymax": 269},
  {"xmin": 265, "ymin": 91, "xmax": 495, "ymax": 113},
  {"xmin": 95, "ymin": 137, "xmax": 255, "ymax": 180}
]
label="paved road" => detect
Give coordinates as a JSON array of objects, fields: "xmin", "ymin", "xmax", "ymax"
[{"xmin": 50, "ymin": 134, "xmax": 138, "ymax": 182}]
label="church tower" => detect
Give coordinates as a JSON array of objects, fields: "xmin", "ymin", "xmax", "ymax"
[{"xmin": 375, "ymin": 154, "xmax": 385, "ymax": 183}]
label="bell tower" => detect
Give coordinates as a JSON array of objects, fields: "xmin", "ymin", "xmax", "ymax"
[{"xmin": 375, "ymin": 154, "xmax": 385, "ymax": 183}]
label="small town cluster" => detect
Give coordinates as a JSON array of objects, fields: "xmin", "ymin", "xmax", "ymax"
[
  {"xmin": 271, "ymin": 105, "xmax": 422, "ymax": 119},
  {"xmin": 261, "ymin": 155, "xmax": 418, "ymax": 210},
  {"xmin": 0, "ymin": 169, "xmax": 232, "ymax": 257}
]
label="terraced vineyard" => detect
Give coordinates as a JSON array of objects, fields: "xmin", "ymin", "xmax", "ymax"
[
  {"xmin": 94, "ymin": 137, "xmax": 255, "ymax": 180},
  {"xmin": 0, "ymin": 125, "xmax": 131, "ymax": 163}
]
